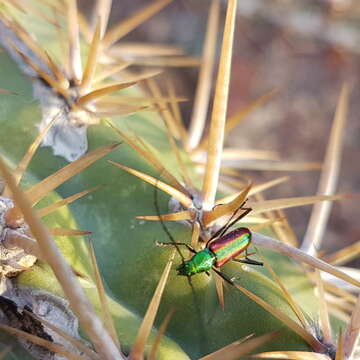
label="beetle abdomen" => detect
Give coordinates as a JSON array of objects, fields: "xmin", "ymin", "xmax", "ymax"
[{"xmin": 209, "ymin": 227, "xmax": 251, "ymax": 267}]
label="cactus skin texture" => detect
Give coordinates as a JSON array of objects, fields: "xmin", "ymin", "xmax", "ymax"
[{"xmin": 0, "ymin": 4, "xmax": 346, "ymax": 360}]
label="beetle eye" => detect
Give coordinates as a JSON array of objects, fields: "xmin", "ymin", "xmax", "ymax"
[
  {"xmin": 176, "ymin": 262, "xmax": 188, "ymax": 276},
  {"xmin": 176, "ymin": 263, "xmax": 184, "ymax": 274}
]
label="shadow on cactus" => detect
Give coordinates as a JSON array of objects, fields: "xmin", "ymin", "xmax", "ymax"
[{"xmin": 0, "ymin": 134, "xmax": 192, "ymax": 359}]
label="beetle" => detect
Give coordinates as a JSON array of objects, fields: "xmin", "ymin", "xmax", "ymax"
[{"xmin": 156, "ymin": 201, "xmax": 262, "ymax": 284}]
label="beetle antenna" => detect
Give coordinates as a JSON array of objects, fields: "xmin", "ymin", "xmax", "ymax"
[
  {"xmin": 211, "ymin": 267, "xmax": 234, "ymax": 286},
  {"xmin": 153, "ymin": 176, "xmax": 186, "ymax": 262},
  {"xmin": 153, "ymin": 175, "xmax": 209, "ymax": 351}
]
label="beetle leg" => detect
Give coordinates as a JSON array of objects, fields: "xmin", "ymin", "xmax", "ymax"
[
  {"xmin": 244, "ymin": 251, "xmax": 256, "ymax": 257},
  {"xmin": 211, "ymin": 267, "xmax": 235, "ymax": 286},
  {"xmin": 155, "ymin": 241, "xmax": 196, "ymax": 254},
  {"xmin": 245, "ymin": 248, "xmax": 263, "ymax": 266},
  {"xmin": 233, "ymin": 248, "xmax": 263, "ymax": 266},
  {"xmin": 234, "ymin": 258, "xmax": 263, "ymax": 266}
]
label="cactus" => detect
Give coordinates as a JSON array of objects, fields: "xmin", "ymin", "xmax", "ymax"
[{"xmin": 0, "ymin": 1, "xmax": 358, "ymax": 359}]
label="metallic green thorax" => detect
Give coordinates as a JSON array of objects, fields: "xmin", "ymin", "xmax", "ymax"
[{"xmin": 176, "ymin": 248, "xmax": 216, "ymax": 276}]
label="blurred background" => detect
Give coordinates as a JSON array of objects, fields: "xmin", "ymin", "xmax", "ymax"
[{"xmin": 80, "ymin": 0, "xmax": 360, "ymax": 266}]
